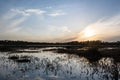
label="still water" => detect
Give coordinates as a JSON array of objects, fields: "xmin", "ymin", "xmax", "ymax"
[{"xmin": 0, "ymin": 47, "xmax": 120, "ymax": 80}]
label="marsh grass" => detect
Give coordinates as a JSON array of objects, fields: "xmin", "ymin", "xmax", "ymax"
[
  {"xmin": 8, "ymin": 55, "xmax": 19, "ymax": 60},
  {"xmin": 53, "ymin": 47, "xmax": 120, "ymax": 62},
  {"xmin": 8, "ymin": 55, "xmax": 31, "ymax": 63},
  {"xmin": 1, "ymin": 44, "xmax": 120, "ymax": 63},
  {"xmin": 84, "ymin": 47, "xmax": 102, "ymax": 62},
  {"xmin": 0, "ymin": 46, "xmax": 16, "ymax": 52}
]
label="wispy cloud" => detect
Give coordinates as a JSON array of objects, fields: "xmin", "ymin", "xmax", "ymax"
[
  {"xmin": 0, "ymin": 7, "xmax": 68, "ymax": 41},
  {"xmin": 0, "ymin": 8, "xmax": 47, "ymax": 35},
  {"xmin": 11, "ymin": 8, "xmax": 46, "ymax": 16},
  {"xmin": 44, "ymin": 25, "xmax": 71, "ymax": 39},
  {"xmin": 48, "ymin": 10, "xmax": 66, "ymax": 17},
  {"xmin": 75, "ymin": 14, "xmax": 120, "ymax": 41},
  {"xmin": 25, "ymin": 9, "xmax": 46, "ymax": 15},
  {"xmin": 59, "ymin": 26, "xmax": 71, "ymax": 33},
  {"xmin": 0, "ymin": 8, "xmax": 28, "ymax": 37},
  {"xmin": 48, "ymin": 25, "xmax": 71, "ymax": 33},
  {"xmin": 0, "ymin": 17, "xmax": 26, "ymax": 34},
  {"xmin": 2, "ymin": 11, "xmax": 17, "ymax": 20},
  {"xmin": 9, "ymin": 17, "xmax": 26, "ymax": 28}
]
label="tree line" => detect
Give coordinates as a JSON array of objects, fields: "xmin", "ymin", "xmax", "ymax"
[{"xmin": 0, "ymin": 40, "xmax": 120, "ymax": 47}]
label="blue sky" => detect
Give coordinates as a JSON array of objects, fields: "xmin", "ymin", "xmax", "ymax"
[{"xmin": 0, "ymin": 0, "xmax": 120, "ymax": 42}]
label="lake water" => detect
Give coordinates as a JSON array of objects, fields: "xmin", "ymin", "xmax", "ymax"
[{"xmin": 0, "ymin": 47, "xmax": 120, "ymax": 80}]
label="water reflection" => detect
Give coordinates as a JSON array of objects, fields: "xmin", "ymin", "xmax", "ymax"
[{"xmin": 0, "ymin": 47, "xmax": 120, "ymax": 80}]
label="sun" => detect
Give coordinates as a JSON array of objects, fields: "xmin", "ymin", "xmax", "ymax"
[
  {"xmin": 83, "ymin": 28, "xmax": 95, "ymax": 37},
  {"xmin": 76, "ymin": 27, "xmax": 97, "ymax": 41}
]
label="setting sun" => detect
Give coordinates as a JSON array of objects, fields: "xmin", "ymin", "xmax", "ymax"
[
  {"xmin": 76, "ymin": 28, "xmax": 96, "ymax": 41},
  {"xmin": 83, "ymin": 28, "xmax": 95, "ymax": 37}
]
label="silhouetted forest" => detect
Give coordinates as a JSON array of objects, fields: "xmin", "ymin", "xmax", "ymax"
[{"xmin": 0, "ymin": 40, "xmax": 120, "ymax": 47}]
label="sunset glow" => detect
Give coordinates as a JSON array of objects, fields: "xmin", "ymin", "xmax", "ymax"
[
  {"xmin": 83, "ymin": 28, "xmax": 95, "ymax": 38},
  {"xmin": 0, "ymin": 0, "xmax": 120, "ymax": 42}
]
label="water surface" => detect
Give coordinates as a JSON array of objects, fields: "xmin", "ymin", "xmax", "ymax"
[{"xmin": 0, "ymin": 47, "xmax": 119, "ymax": 80}]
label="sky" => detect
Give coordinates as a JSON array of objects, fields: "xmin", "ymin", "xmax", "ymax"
[{"xmin": 0, "ymin": 0, "xmax": 120, "ymax": 42}]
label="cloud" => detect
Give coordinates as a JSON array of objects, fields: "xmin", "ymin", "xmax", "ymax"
[
  {"xmin": 9, "ymin": 17, "xmax": 26, "ymax": 28},
  {"xmin": 0, "ymin": 9, "xmax": 27, "ymax": 36},
  {"xmin": 48, "ymin": 25, "xmax": 71, "ymax": 33},
  {"xmin": 25, "ymin": 9, "xmax": 46, "ymax": 14},
  {"xmin": 75, "ymin": 14, "xmax": 120, "ymax": 41},
  {"xmin": 11, "ymin": 8, "xmax": 46, "ymax": 16},
  {"xmin": 0, "ymin": 8, "xmax": 46, "ymax": 35},
  {"xmin": 60, "ymin": 26, "xmax": 71, "ymax": 32},
  {"xmin": 0, "ymin": 17, "xmax": 26, "ymax": 34},
  {"xmin": 42, "ymin": 25, "xmax": 71, "ymax": 40},
  {"xmin": 0, "ymin": 16, "xmax": 32, "ymax": 41},
  {"xmin": 2, "ymin": 11, "xmax": 17, "ymax": 20},
  {"xmin": 63, "ymin": 36, "xmax": 77, "ymax": 42},
  {"xmin": 0, "ymin": 8, "xmax": 69, "ymax": 41},
  {"xmin": 48, "ymin": 10, "xmax": 66, "ymax": 17}
]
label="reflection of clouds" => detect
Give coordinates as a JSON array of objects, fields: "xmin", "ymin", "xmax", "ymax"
[{"xmin": 0, "ymin": 48, "xmax": 119, "ymax": 80}]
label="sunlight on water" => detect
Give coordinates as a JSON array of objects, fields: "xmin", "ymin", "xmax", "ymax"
[{"xmin": 0, "ymin": 47, "xmax": 120, "ymax": 80}]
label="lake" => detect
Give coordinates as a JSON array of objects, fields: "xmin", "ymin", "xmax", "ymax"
[{"xmin": 0, "ymin": 47, "xmax": 119, "ymax": 80}]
